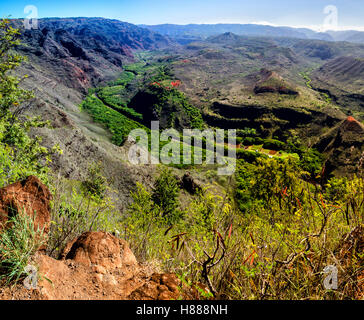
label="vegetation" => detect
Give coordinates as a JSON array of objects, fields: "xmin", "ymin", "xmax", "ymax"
[
  {"xmin": 0, "ymin": 19, "xmax": 61, "ymax": 286},
  {"xmin": 152, "ymin": 168, "xmax": 182, "ymax": 223},
  {"xmin": 81, "ymin": 161, "xmax": 108, "ymax": 200},
  {"xmin": 143, "ymin": 84, "xmax": 204, "ymax": 129},
  {"xmin": 0, "ymin": 213, "xmax": 45, "ymax": 285},
  {"xmin": 0, "ymin": 19, "xmax": 55, "ymax": 187},
  {"xmin": 47, "ymin": 176, "xmax": 116, "ymax": 259},
  {"xmin": 119, "ymin": 158, "xmax": 363, "ymax": 300},
  {"xmin": 300, "ymin": 71, "xmax": 313, "ymax": 89}
]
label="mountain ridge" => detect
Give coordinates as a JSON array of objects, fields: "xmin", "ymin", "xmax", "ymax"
[{"xmin": 141, "ymin": 22, "xmax": 364, "ymax": 44}]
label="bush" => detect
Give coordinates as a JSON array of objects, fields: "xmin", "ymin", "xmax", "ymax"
[
  {"xmin": 0, "ymin": 19, "xmax": 58, "ymax": 188},
  {"xmin": 152, "ymin": 168, "xmax": 183, "ymax": 224},
  {"xmin": 81, "ymin": 162, "xmax": 108, "ymax": 200},
  {"xmin": 325, "ymin": 177, "xmax": 349, "ymax": 203},
  {"xmin": 262, "ymin": 139, "xmax": 285, "ymax": 151}
]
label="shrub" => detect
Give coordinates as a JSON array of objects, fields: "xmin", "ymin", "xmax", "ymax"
[
  {"xmin": 0, "ymin": 19, "xmax": 59, "ymax": 188},
  {"xmin": 262, "ymin": 139, "xmax": 285, "ymax": 151},
  {"xmin": 152, "ymin": 168, "xmax": 183, "ymax": 224},
  {"xmin": 81, "ymin": 162, "xmax": 108, "ymax": 200},
  {"xmin": 325, "ymin": 177, "xmax": 349, "ymax": 203}
]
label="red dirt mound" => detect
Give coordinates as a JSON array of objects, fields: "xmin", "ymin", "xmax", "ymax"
[
  {"xmin": 64, "ymin": 231, "xmax": 138, "ymax": 270},
  {"xmin": 0, "ymin": 176, "xmax": 51, "ymax": 234}
]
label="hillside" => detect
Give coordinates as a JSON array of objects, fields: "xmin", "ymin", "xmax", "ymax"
[
  {"xmin": 311, "ymin": 56, "xmax": 364, "ymax": 118},
  {"xmin": 315, "ymin": 116, "xmax": 364, "ymax": 177}
]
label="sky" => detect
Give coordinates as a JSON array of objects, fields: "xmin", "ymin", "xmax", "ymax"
[{"xmin": 1, "ymin": 0, "xmax": 364, "ymax": 31}]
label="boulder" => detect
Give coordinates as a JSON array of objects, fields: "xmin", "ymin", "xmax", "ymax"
[
  {"xmin": 0, "ymin": 176, "xmax": 51, "ymax": 234},
  {"xmin": 64, "ymin": 231, "xmax": 138, "ymax": 270}
]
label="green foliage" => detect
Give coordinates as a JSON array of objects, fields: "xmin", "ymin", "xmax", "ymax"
[
  {"xmin": 80, "ymin": 95, "xmax": 147, "ymax": 145},
  {"xmin": 0, "ymin": 19, "xmax": 56, "ymax": 187},
  {"xmin": 0, "ymin": 19, "xmax": 34, "ymax": 119},
  {"xmin": 300, "ymin": 71, "xmax": 312, "ymax": 89},
  {"xmin": 120, "ymin": 182, "xmax": 168, "ymax": 260},
  {"xmin": 262, "ymin": 139, "xmax": 285, "ymax": 151},
  {"xmin": 235, "ymin": 157, "xmax": 305, "ymax": 213},
  {"xmin": 96, "ymin": 71, "xmax": 143, "ymax": 121},
  {"xmin": 325, "ymin": 176, "xmax": 349, "ymax": 203},
  {"xmin": 0, "ymin": 213, "xmax": 45, "ymax": 285},
  {"xmin": 146, "ymin": 85, "xmax": 204, "ymax": 129},
  {"xmin": 241, "ymin": 136, "xmax": 264, "ymax": 146},
  {"xmin": 149, "ymin": 64, "xmax": 174, "ymax": 83},
  {"xmin": 119, "ymin": 170, "xmax": 363, "ymax": 300},
  {"xmin": 285, "ymin": 136, "xmax": 323, "ymax": 177},
  {"xmin": 81, "ymin": 162, "xmax": 108, "ymax": 200},
  {"xmin": 112, "ymin": 71, "xmax": 135, "ymax": 86},
  {"xmin": 236, "ymin": 149, "xmax": 263, "ymax": 163},
  {"xmin": 237, "ymin": 127, "xmax": 257, "ymax": 138},
  {"xmin": 152, "ymin": 168, "xmax": 183, "ymax": 223}
]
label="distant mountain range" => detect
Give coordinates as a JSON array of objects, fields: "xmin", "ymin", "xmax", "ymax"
[{"xmin": 141, "ymin": 23, "xmax": 364, "ymax": 44}]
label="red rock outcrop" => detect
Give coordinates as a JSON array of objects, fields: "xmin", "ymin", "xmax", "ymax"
[
  {"xmin": 0, "ymin": 176, "xmax": 51, "ymax": 235},
  {"xmin": 64, "ymin": 231, "xmax": 138, "ymax": 270},
  {"xmin": 341, "ymin": 116, "xmax": 364, "ymax": 133}
]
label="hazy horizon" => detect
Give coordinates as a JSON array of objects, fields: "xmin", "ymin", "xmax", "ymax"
[{"xmin": 1, "ymin": 0, "xmax": 364, "ymax": 32}]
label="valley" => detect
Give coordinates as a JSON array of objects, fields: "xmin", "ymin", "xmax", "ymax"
[{"xmin": 0, "ymin": 16, "xmax": 363, "ymax": 300}]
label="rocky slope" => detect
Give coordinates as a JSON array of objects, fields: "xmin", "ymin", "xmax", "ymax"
[
  {"xmin": 16, "ymin": 18, "xmax": 173, "ymax": 92},
  {"xmin": 315, "ymin": 116, "xmax": 364, "ymax": 177},
  {"xmin": 311, "ymin": 56, "xmax": 364, "ymax": 114}
]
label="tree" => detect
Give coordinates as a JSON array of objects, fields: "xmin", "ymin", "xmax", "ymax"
[
  {"xmin": 0, "ymin": 18, "xmax": 33, "ymax": 120},
  {"xmin": 0, "ymin": 18, "xmax": 56, "ymax": 186}
]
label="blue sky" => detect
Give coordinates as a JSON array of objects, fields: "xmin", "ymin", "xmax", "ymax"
[{"xmin": 1, "ymin": 0, "xmax": 364, "ymax": 30}]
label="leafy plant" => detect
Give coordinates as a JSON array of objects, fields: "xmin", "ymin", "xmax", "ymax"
[{"xmin": 47, "ymin": 177, "xmax": 116, "ymax": 259}]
